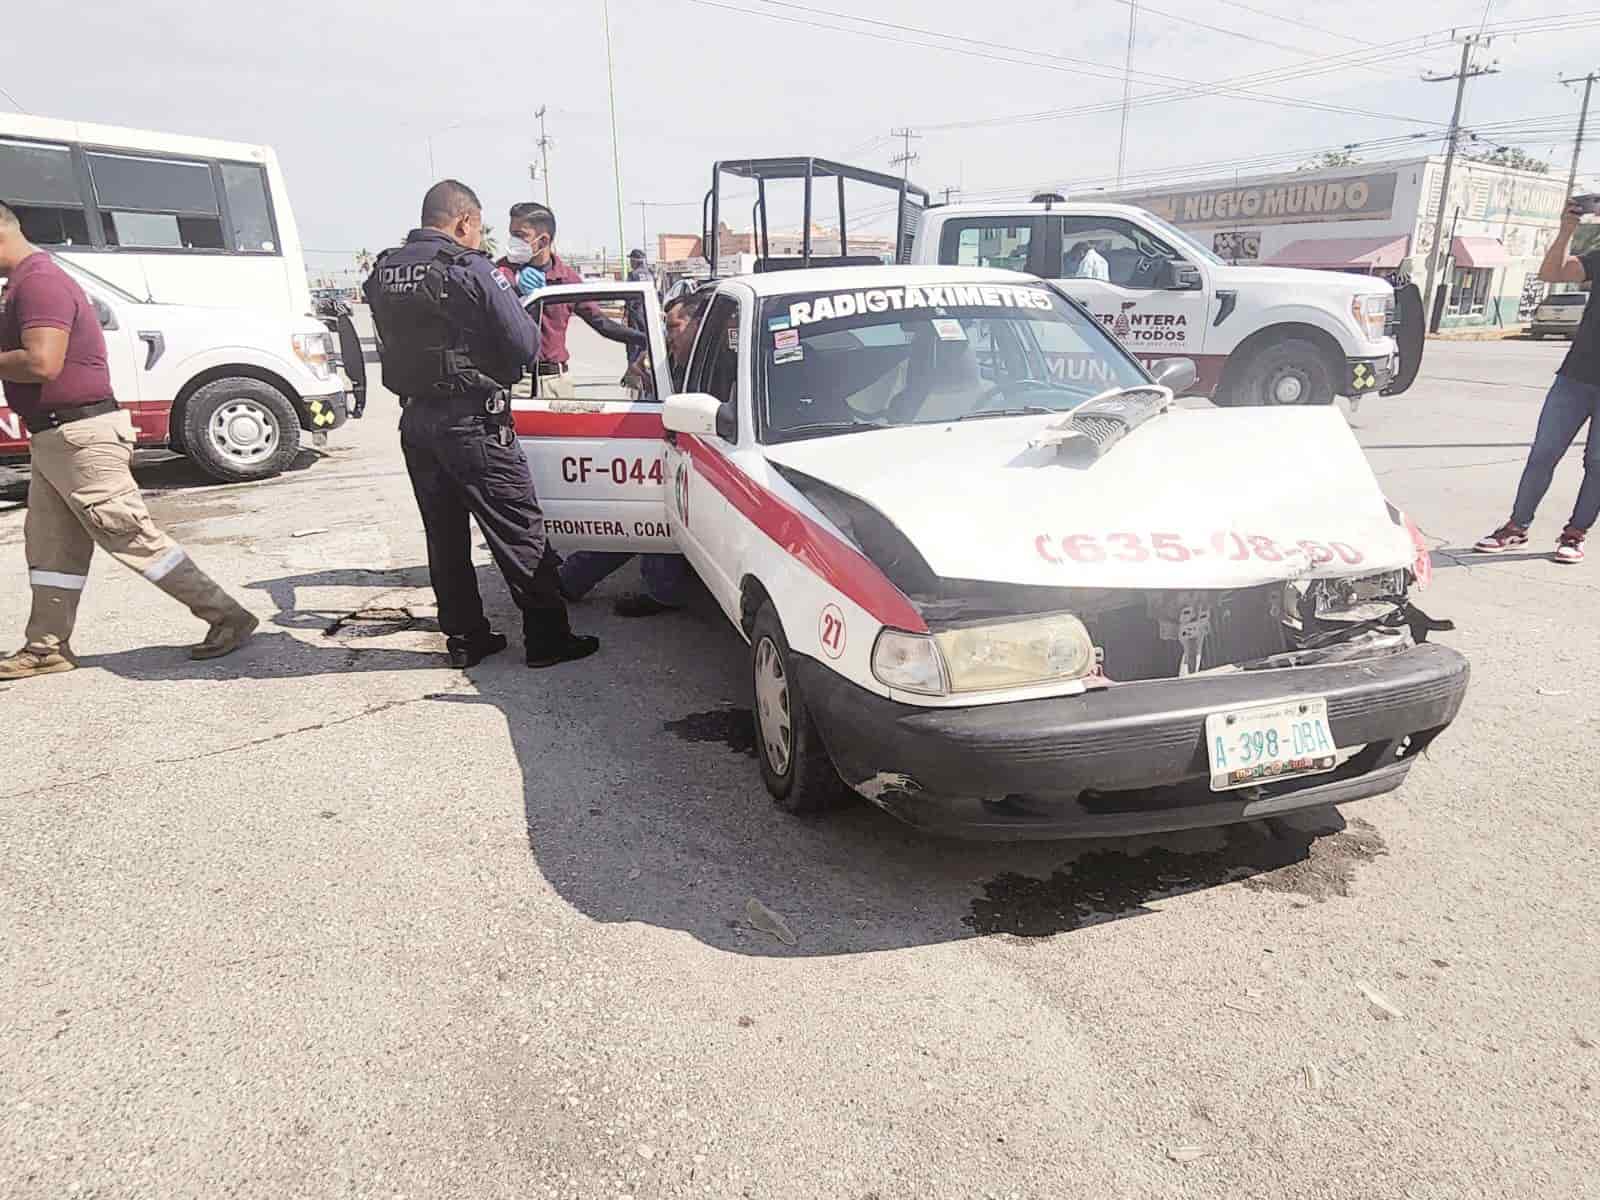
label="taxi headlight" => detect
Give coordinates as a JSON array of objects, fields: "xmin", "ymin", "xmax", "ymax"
[
  {"xmin": 293, "ymin": 331, "xmax": 334, "ymax": 380},
  {"xmin": 1351, "ymin": 293, "xmax": 1389, "ymax": 341},
  {"xmin": 936, "ymin": 613, "xmax": 1095, "ymax": 693}
]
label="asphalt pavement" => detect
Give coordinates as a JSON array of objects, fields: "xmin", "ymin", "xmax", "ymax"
[{"xmin": 2, "ymin": 336, "xmax": 1596, "ymax": 1198}]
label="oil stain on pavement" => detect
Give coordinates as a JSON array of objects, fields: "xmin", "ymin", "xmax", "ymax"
[
  {"xmin": 966, "ymin": 818, "xmax": 1387, "ymax": 938},
  {"xmin": 663, "ymin": 707, "xmax": 758, "ymax": 758}
]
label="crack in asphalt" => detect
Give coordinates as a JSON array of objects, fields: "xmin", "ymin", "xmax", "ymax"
[{"xmin": 0, "ymin": 685, "xmax": 468, "ymax": 801}]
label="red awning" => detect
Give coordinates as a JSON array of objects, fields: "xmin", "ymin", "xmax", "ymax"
[
  {"xmin": 1451, "ymin": 236, "xmax": 1509, "ymax": 268},
  {"xmin": 1262, "ymin": 235, "xmax": 1409, "ymax": 270}
]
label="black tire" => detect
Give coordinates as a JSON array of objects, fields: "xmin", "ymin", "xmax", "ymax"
[
  {"xmin": 181, "ymin": 377, "xmax": 302, "ymax": 482},
  {"xmin": 749, "ymin": 601, "xmax": 849, "ymax": 814},
  {"xmin": 1231, "ymin": 337, "xmax": 1338, "ymax": 406}
]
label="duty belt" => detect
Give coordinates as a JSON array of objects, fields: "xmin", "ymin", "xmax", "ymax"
[
  {"xmin": 23, "ymin": 399, "xmax": 120, "ymax": 434},
  {"xmin": 534, "ymin": 362, "xmax": 569, "ymax": 376}
]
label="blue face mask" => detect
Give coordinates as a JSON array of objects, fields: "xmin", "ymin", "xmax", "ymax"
[{"xmin": 503, "ymin": 238, "xmax": 534, "ymax": 265}]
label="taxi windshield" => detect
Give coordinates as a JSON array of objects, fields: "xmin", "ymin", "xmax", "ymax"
[{"xmin": 758, "ymin": 281, "xmax": 1146, "ymax": 444}]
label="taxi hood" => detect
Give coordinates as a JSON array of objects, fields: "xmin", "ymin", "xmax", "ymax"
[{"xmin": 762, "ymin": 406, "xmax": 1415, "ymax": 591}]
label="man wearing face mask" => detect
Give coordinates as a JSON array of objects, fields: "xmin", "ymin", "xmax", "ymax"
[
  {"xmin": 365, "ymin": 180, "xmax": 599, "ymax": 670},
  {"xmin": 497, "ymin": 226, "xmax": 546, "ymax": 298},
  {"xmin": 498, "ymin": 202, "xmax": 646, "ymax": 400}
]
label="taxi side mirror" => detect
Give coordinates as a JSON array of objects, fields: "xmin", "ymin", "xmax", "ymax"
[
  {"xmin": 1149, "ymin": 357, "xmax": 1197, "ymax": 394},
  {"xmin": 663, "ymin": 392, "xmax": 724, "ymax": 436}
]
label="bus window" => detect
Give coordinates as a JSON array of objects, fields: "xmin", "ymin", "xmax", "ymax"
[
  {"xmin": 87, "ymin": 151, "xmax": 225, "ymax": 251},
  {"xmin": 0, "ymin": 139, "xmax": 91, "ymax": 246},
  {"xmin": 220, "ymin": 162, "xmax": 278, "ymax": 253}
]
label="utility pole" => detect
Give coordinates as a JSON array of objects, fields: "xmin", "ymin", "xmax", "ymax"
[
  {"xmin": 890, "ymin": 127, "xmax": 921, "ymax": 182},
  {"xmin": 634, "ymin": 202, "xmax": 648, "ymax": 260},
  {"xmin": 1117, "ymin": 1, "xmax": 1138, "ymax": 188},
  {"xmin": 534, "ymin": 105, "xmax": 553, "ymax": 208},
  {"xmin": 1559, "ymin": 71, "xmax": 1597, "ymax": 198},
  {"xmin": 601, "ymin": 0, "xmax": 626, "ymax": 273},
  {"xmin": 1421, "ymin": 35, "xmax": 1499, "ymax": 332},
  {"xmin": 940, "ymin": 185, "xmax": 959, "ymax": 205}
]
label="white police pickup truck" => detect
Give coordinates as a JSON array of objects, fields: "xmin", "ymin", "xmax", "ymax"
[
  {"xmin": 907, "ymin": 199, "xmax": 1421, "ymax": 408},
  {"xmin": 515, "ymin": 267, "xmax": 1466, "ymax": 840},
  {"xmin": 1, "ymin": 257, "xmax": 349, "ymax": 482}
]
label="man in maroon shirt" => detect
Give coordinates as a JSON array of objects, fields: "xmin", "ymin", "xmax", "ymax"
[
  {"xmin": 0, "ymin": 203, "xmax": 257, "ymax": 680},
  {"xmin": 496, "ymin": 203, "xmax": 646, "ymax": 398}
]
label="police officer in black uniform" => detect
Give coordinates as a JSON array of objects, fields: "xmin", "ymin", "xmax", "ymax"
[{"xmin": 364, "ymin": 179, "xmax": 598, "ymax": 669}]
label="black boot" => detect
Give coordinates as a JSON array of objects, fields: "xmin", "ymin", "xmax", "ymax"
[
  {"xmin": 526, "ymin": 632, "xmax": 600, "ymax": 669},
  {"xmin": 447, "ymin": 630, "xmax": 508, "ymax": 669},
  {"xmin": 613, "ymin": 592, "xmax": 682, "ymax": 618}
]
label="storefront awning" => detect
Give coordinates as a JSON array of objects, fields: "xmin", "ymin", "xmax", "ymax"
[
  {"xmin": 1451, "ymin": 236, "xmax": 1509, "ymax": 268},
  {"xmin": 1262, "ymin": 235, "xmax": 1409, "ymax": 270}
]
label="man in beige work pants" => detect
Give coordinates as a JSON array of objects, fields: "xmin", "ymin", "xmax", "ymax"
[{"xmin": 0, "ymin": 202, "xmax": 256, "ymax": 680}]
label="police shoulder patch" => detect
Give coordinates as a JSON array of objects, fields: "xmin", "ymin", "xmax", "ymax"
[{"xmin": 492, "ymin": 270, "xmax": 512, "ymax": 293}]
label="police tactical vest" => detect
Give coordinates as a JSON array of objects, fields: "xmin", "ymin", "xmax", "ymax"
[{"xmin": 371, "ymin": 241, "xmax": 487, "ymax": 399}]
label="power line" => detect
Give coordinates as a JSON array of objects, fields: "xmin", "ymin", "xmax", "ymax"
[
  {"xmin": 916, "ymin": 38, "xmax": 1450, "ymax": 132},
  {"xmin": 1211, "ymin": 0, "xmax": 1376, "ymax": 46},
  {"xmin": 1103, "ymin": 0, "xmax": 1326, "ymax": 56},
  {"xmin": 0, "ymin": 83, "xmax": 26, "ymax": 113},
  {"xmin": 689, "ymin": 0, "xmax": 1423, "ymax": 101}
]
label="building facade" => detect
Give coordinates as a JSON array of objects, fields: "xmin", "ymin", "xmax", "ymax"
[{"xmin": 1105, "ymin": 156, "xmax": 1584, "ymax": 328}]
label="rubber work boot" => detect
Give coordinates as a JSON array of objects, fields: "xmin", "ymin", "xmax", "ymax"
[
  {"xmin": 0, "ymin": 646, "xmax": 76, "ymax": 680},
  {"xmin": 447, "ymin": 630, "xmax": 508, "ymax": 669},
  {"xmin": 153, "ymin": 557, "xmax": 259, "ymax": 660}
]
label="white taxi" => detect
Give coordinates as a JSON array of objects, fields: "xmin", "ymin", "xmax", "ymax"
[{"xmin": 516, "ymin": 268, "xmax": 1469, "ymax": 839}]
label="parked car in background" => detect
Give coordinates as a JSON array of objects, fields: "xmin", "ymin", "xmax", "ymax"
[
  {"xmin": 910, "ymin": 198, "xmax": 1421, "ymax": 408},
  {"xmin": 1, "ymin": 113, "xmax": 350, "ymax": 481},
  {"xmin": 1527, "ymin": 291, "xmax": 1587, "ymax": 339},
  {"xmin": 1, "ymin": 258, "xmax": 348, "ymax": 482}
]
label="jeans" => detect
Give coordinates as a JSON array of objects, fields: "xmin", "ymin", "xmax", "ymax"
[
  {"xmin": 1511, "ymin": 374, "xmax": 1600, "ymax": 532},
  {"xmin": 559, "ymin": 551, "xmax": 689, "ymax": 605}
]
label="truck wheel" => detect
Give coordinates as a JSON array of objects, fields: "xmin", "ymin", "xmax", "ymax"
[
  {"xmin": 750, "ymin": 601, "xmax": 849, "ymax": 814},
  {"xmin": 182, "ymin": 378, "xmax": 301, "ymax": 482},
  {"xmin": 1233, "ymin": 339, "xmax": 1336, "ymax": 406}
]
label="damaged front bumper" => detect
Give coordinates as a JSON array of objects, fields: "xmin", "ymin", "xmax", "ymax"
[{"xmin": 799, "ymin": 641, "xmax": 1469, "ymax": 840}]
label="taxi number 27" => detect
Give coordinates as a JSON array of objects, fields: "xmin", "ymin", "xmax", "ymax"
[{"xmin": 561, "ymin": 456, "xmax": 665, "ymax": 486}]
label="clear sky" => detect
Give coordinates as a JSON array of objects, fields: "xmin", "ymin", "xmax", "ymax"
[{"xmin": 5, "ymin": 0, "xmax": 1596, "ymax": 275}]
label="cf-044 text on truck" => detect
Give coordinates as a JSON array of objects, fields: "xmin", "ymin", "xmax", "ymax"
[{"xmin": 908, "ymin": 198, "xmax": 1424, "ymax": 408}]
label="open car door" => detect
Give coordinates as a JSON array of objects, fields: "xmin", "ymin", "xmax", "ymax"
[{"xmin": 515, "ymin": 282, "xmax": 674, "ymax": 553}]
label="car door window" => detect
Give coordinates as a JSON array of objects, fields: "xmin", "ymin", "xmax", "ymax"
[
  {"xmin": 1058, "ymin": 216, "xmax": 1177, "ymax": 289},
  {"xmin": 688, "ymin": 294, "xmax": 740, "ymax": 440},
  {"xmin": 937, "ymin": 219, "xmax": 1034, "ymax": 271},
  {"xmin": 535, "ymin": 293, "xmax": 660, "ymax": 401}
]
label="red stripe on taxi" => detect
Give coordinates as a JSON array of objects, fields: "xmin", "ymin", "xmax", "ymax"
[
  {"xmin": 680, "ymin": 435, "xmax": 929, "ymax": 634},
  {"xmin": 513, "ymin": 410, "xmax": 664, "ymax": 439}
]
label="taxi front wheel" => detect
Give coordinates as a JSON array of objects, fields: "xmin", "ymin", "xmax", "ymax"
[{"xmin": 750, "ymin": 601, "xmax": 849, "ymax": 814}]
